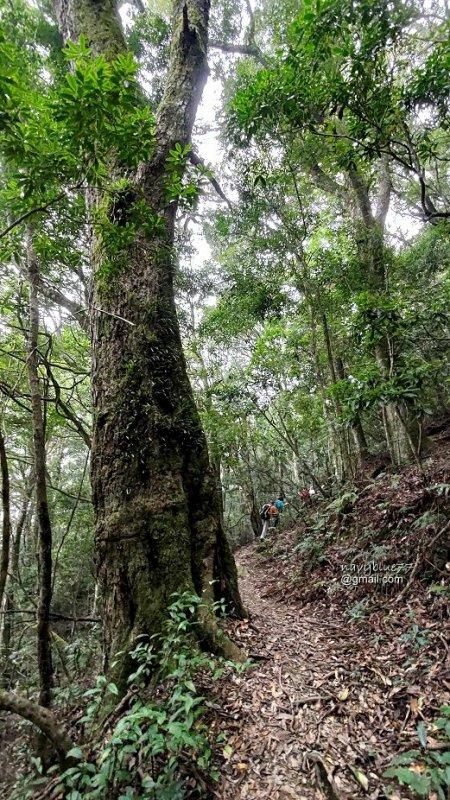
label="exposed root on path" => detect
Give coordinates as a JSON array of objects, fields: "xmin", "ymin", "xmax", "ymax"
[{"xmin": 216, "ymin": 543, "xmax": 450, "ymax": 800}]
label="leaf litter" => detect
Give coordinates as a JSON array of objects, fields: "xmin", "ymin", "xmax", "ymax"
[{"xmin": 214, "ymin": 509, "xmax": 449, "ymax": 800}]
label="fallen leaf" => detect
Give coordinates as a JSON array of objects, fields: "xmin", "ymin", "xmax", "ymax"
[
  {"xmin": 223, "ymin": 745, "xmax": 233, "ymax": 759},
  {"xmin": 350, "ymin": 767, "xmax": 369, "ymax": 791},
  {"xmin": 410, "ymin": 762, "xmax": 426, "ymax": 774},
  {"xmin": 417, "ymin": 720, "xmax": 427, "ymax": 747},
  {"xmin": 410, "ymin": 698, "xmax": 419, "ymax": 715}
]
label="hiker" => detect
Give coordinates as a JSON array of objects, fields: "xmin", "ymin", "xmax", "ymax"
[
  {"xmin": 298, "ymin": 486, "xmax": 311, "ymax": 507},
  {"xmin": 259, "ymin": 495, "xmax": 286, "ymax": 540},
  {"xmin": 299, "ymin": 487, "xmax": 310, "ymax": 505},
  {"xmin": 259, "ymin": 500, "xmax": 278, "ymax": 540},
  {"xmin": 273, "ymin": 495, "xmax": 287, "ymax": 527}
]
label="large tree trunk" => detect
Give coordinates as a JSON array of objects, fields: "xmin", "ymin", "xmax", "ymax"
[
  {"xmin": 54, "ymin": 0, "xmax": 244, "ymax": 683},
  {"xmin": 26, "ymin": 229, "xmax": 53, "ymax": 708}
]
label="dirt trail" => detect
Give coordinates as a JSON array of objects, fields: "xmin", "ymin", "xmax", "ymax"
[{"xmin": 216, "ymin": 542, "xmax": 449, "ymax": 800}]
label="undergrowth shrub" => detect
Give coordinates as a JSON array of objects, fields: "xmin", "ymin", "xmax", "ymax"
[
  {"xmin": 384, "ymin": 706, "xmax": 450, "ymax": 798},
  {"xmin": 12, "ymin": 592, "xmax": 247, "ymax": 800},
  {"xmin": 326, "ymin": 490, "xmax": 359, "ymax": 515},
  {"xmin": 293, "ymin": 535, "xmax": 326, "ymax": 574}
]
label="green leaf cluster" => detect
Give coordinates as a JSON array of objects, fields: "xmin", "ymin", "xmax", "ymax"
[{"xmin": 52, "ymin": 592, "xmax": 248, "ymax": 800}]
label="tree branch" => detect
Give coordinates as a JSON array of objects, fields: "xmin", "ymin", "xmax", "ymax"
[
  {"xmin": 2, "ymin": 608, "xmax": 101, "ymax": 623},
  {"xmin": 209, "ymin": 40, "xmax": 265, "ymax": 63},
  {"xmin": 0, "ymin": 382, "xmax": 32, "ymax": 414},
  {"xmin": 307, "ymin": 162, "xmax": 346, "ymax": 200},
  {"xmin": 189, "ymin": 151, "xmax": 233, "ymax": 209},
  {"xmin": 39, "ymin": 349, "xmax": 91, "ymax": 448},
  {"xmin": 48, "ymin": 483, "xmax": 92, "ymax": 503},
  {"xmin": 0, "ymin": 689, "xmax": 73, "ymax": 763},
  {"xmin": 38, "ymin": 278, "xmax": 90, "ymax": 333},
  {"xmin": 0, "ymin": 194, "xmax": 66, "ymax": 241}
]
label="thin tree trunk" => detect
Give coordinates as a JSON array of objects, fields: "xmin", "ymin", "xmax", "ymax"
[
  {"xmin": 334, "ymin": 355, "xmax": 369, "ymax": 467},
  {"xmin": 292, "ymin": 252, "xmax": 353, "ymax": 483},
  {"xmin": 249, "ymin": 491, "xmax": 261, "ymax": 538},
  {"xmin": 320, "ymin": 311, "xmax": 356, "ymax": 479},
  {"xmin": 308, "ymin": 300, "xmax": 349, "ymax": 482},
  {"xmin": 241, "ymin": 484, "xmax": 261, "ymax": 539},
  {"xmin": 374, "ymin": 340, "xmax": 420, "ymax": 464},
  {"xmin": 54, "ymin": 0, "xmax": 244, "ymax": 685},
  {"xmin": 26, "ymin": 229, "xmax": 53, "ymax": 708},
  {"xmin": 1, "ymin": 480, "xmax": 33, "ymax": 671},
  {"xmin": 347, "ymin": 163, "xmax": 420, "ymax": 466},
  {"xmin": 238, "ymin": 441, "xmax": 261, "ymax": 538},
  {"xmin": 0, "ymin": 432, "xmax": 11, "ymax": 613},
  {"xmin": 91, "ymin": 579, "xmax": 99, "ymax": 618}
]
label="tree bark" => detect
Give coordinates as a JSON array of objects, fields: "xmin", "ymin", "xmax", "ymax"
[
  {"xmin": 1, "ymin": 477, "xmax": 33, "ymax": 670},
  {"xmin": 53, "ymin": 0, "xmax": 244, "ymax": 684},
  {"xmin": 0, "ymin": 689, "xmax": 72, "ymax": 763},
  {"xmin": 0, "ymin": 432, "xmax": 11, "ymax": 613},
  {"xmin": 26, "ymin": 229, "xmax": 53, "ymax": 708}
]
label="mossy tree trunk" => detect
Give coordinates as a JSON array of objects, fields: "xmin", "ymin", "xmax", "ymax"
[{"xmin": 54, "ymin": 0, "xmax": 244, "ymax": 683}]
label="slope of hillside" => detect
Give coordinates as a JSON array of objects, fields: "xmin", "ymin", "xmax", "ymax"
[{"xmin": 217, "ymin": 427, "xmax": 450, "ymax": 799}]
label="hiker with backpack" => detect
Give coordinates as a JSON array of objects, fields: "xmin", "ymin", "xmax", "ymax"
[
  {"xmin": 259, "ymin": 495, "xmax": 286, "ymax": 540},
  {"xmin": 273, "ymin": 495, "xmax": 286, "ymax": 525}
]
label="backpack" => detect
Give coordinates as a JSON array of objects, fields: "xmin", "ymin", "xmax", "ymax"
[{"xmin": 260, "ymin": 503, "xmax": 271, "ymax": 521}]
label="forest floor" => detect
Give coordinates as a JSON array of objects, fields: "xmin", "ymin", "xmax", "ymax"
[
  {"xmin": 216, "ymin": 442, "xmax": 450, "ymax": 800},
  {"xmin": 1, "ymin": 432, "xmax": 449, "ymax": 800},
  {"xmin": 215, "ymin": 542, "xmax": 449, "ymax": 800}
]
